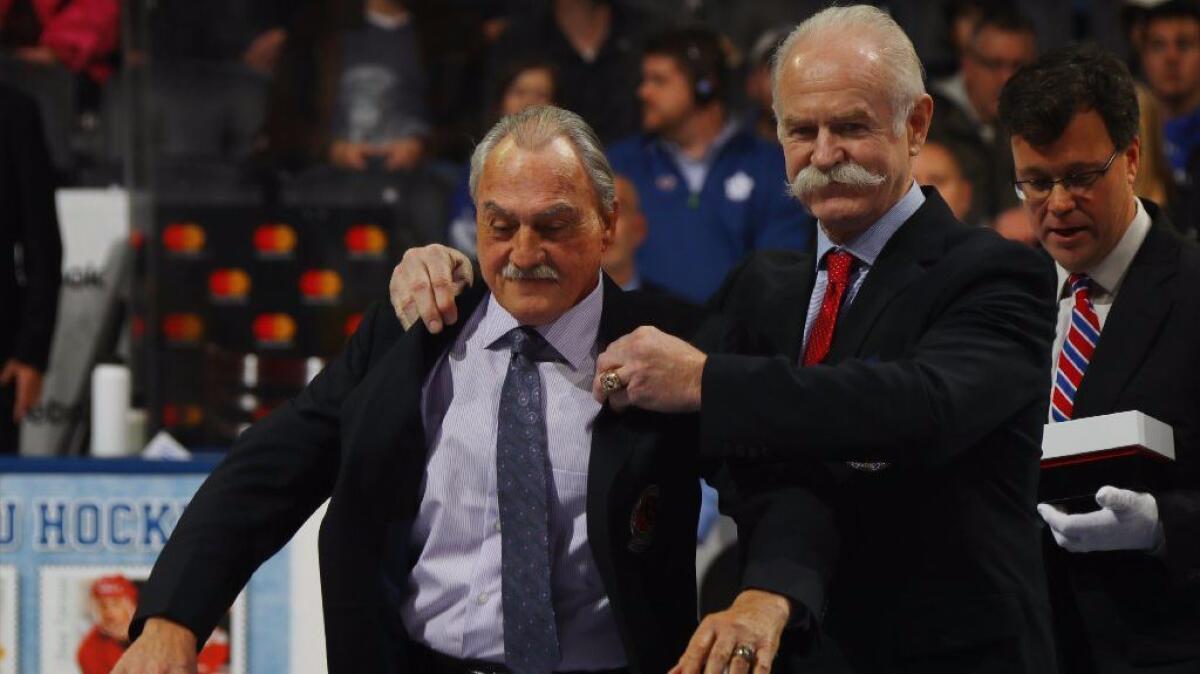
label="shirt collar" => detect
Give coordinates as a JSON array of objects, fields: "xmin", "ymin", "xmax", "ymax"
[
  {"xmin": 659, "ymin": 120, "xmax": 741, "ymax": 169},
  {"xmin": 1054, "ymin": 197, "xmax": 1152, "ymax": 298},
  {"xmin": 477, "ymin": 272, "xmax": 605, "ymax": 371},
  {"xmin": 814, "ymin": 180, "xmax": 925, "ymax": 270}
]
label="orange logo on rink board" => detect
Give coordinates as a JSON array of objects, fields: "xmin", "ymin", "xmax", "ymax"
[
  {"xmin": 162, "ymin": 313, "xmax": 204, "ymax": 343},
  {"xmin": 299, "ymin": 270, "xmax": 343, "ymax": 302},
  {"xmin": 162, "ymin": 403, "xmax": 203, "ymax": 428},
  {"xmin": 345, "ymin": 224, "xmax": 387, "ymax": 257},
  {"xmin": 253, "ymin": 313, "xmax": 297, "ymax": 347},
  {"xmin": 209, "ymin": 268, "xmax": 252, "ymax": 302},
  {"xmin": 162, "ymin": 222, "xmax": 205, "ymax": 254},
  {"xmin": 253, "ymin": 223, "xmax": 298, "ymax": 257},
  {"xmin": 344, "ymin": 313, "xmax": 363, "ymax": 337}
]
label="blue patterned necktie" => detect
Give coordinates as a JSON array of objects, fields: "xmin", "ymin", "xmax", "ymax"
[{"xmin": 497, "ymin": 327, "xmax": 560, "ymax": 674}]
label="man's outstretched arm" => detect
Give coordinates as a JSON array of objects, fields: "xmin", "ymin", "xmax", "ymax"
[{"xmin": 115, "ymin": 303, "xmax": 390, "ymax": 673}]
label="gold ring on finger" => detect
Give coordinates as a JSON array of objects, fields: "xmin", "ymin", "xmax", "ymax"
[
  {"xmin": 599, "ymin": 370, "xmax": 625, "ymax": 393},
  {"xmin": 732, "ymin": 644, "xmax": 756, "ymax": 665}
]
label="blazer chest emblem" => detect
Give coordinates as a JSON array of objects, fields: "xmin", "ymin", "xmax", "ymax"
[{"xmin": 628, "ymin": 484, "xmax": 660, "ymax": 553}]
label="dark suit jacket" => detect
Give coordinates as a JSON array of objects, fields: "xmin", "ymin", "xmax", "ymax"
[
  {"xmin": 131, "ymin": 276, "xmax": 814, "ymax": 674},
  {"xmin": 0, "ymin": 82, "xmax": 62, "ymax": 370},
  {"xmin": 697, "ymin": 189, "xmax": 1058, "ymax": 672},
  {"xmin": 1045, "ymin": 203, "xmax": 1200, "ymax": 673}
]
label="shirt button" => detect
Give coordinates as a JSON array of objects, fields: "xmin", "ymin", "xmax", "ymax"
[
  {"xmin": 494, "ymin": 521, "xmax": 502, "ymax": 533},
  {"xmin": 477, "ymin": 592, "xmax": 490, "ymax": 604}
]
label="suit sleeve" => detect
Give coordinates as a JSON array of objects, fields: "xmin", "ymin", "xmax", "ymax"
[
  {"xmin": 1158, "ymin": 489, "xmax": 1200, "ymax": 586},
  {"xmin": 10, "ymin": 92, "xmax": 62, "ymax": 371},
  {"xmin": 693, "ymin": 293, "xmax": 838, "ymax": 632},
  {"xmin": 699, "ymin": 245, "xmax": 1056, "ymax": 465},
  {"xmin": 130, "ymin": 302, "xmax": 389, "ymax": 645}
]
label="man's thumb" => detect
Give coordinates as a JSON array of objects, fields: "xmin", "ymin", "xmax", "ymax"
[{"xmin": 1095, "ymin": 485, "xmax": 1135, "ymax": 512}]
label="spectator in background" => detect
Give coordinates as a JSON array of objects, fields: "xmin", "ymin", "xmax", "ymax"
[
  {"xmin": 603, "ymin": 176, "xmax": 649, "ymax": 291},
  {"xmin": 913, "ymin": 140, "xmax": 974, "ymax": 223},
  {"xmin": 607, "ymin": 27, "xmax": 812, "ymax": 303},
  {"xmin": 0, "ymin": 0, "xmax": 118, "ymax": 83},
  {"xmin": 1135, "ymin": 82, "xmax": 1175, "ymax": 211},
  {"xmin": 448, "ymin": 58, "xmax": 559, "ymax": 254},
  {"xmin": 929, "ymin": 7, "xmax": 1036, "ymax": 226},
  {"xmin": 147, "ymin": 0, "xmax": 305, "ymax": 71},
  {"xmin": 742, "ymin": 27, "xmax": 786, "ymax": 144},
  {"xmin": 0, "ymin": 83, "xmax": 61, "ymax": 455},
  {"xmin": 260, "ymin": 0, "xmax": 430, "ymax": 172},
  {"xmin": 1140, "ymin": 0, "xmax": 1200, "ymax": 232},
  {"xmin": 487, "ymin": 0, "xmax": 667, "ymax": 144}
]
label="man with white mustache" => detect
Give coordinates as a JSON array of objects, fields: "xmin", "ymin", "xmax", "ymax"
[{"xmin": 389, "ymin": 6, "xmax": 1058, "ymax": 671}]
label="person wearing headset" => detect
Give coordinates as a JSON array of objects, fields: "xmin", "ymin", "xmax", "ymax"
[{"xmin": 606, "ymin": 27, "xmax": 814, "ymax": 304}]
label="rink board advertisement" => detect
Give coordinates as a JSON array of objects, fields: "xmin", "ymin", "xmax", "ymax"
[{"xmin": 0, "ymin": 457, "xmax": 326, "ymax": 674}]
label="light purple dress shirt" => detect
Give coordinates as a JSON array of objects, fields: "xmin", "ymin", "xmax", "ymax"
[{"xmin": 400, "ymin": 276, "xmax": 626, "ymax": 669}]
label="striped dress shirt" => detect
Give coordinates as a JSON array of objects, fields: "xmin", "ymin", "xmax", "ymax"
[{"xmin": 401, "ymin": 276, "xmax": 625, "ymax": 669}]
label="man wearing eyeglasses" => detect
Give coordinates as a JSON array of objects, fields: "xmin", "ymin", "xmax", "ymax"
[
  {"xmin": 929, "ymin": 6, "xmax": 1036, "ymax": 227},
  {"xmin": 999, "ymin": 45, "xmax": 1200, "ymax": 673}
]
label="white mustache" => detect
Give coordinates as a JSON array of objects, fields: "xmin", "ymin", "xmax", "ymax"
[
  {"xmin": 789, "ymin": 162, "xmax": 887, "ymax": 200},
  {"xmin": 502, "ymin": 262, "xmax": 559, "ymax": 280}
]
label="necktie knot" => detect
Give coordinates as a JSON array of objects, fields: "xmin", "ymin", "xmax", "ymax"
[
  {"xmin": 509, "ymin": 326, "xmax": 554, "ymax": 360},
  {"xmin": 825, "ymin": 250, "xmax": 856, "ymax": 285},
  {"xmin": 1068, "ymin": 273, "xmax": 1092, "ymax": 302}
]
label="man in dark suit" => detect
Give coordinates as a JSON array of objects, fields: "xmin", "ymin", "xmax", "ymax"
[
  {"xmin": 0, "ymin": 83, "xmax": 62, "ymax": 454},
  {"xmin": 388, "ymin": 7, "xmax": 1059, "ymax": 673},
  {"xmin": 998, "ymin": 45, "xmax": 1200, "ymax": 673},
  {"xmin": 115, "ymin": 106, "xmax": 811, "ymax": 674}
]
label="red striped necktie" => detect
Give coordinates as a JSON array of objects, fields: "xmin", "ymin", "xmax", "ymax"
[
  {"xmin": 803, "ymin": 250, "xmax": 856, "ymax": 366},
  {"xmin": 1050, "ymin": 273, "xmax": 1101, "ymax": 422}
]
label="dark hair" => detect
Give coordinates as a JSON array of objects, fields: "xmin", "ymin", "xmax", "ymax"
[
  {"xmin": 643, "ymin": 27, "xmax": 728, "ymax": 106},
  {"xmin": 971, "ymin": 6, "xmax": 1036, "ymax": 43},
  {"xmin": 997, "ymin": 44, "xmax": 1139, "ymax": 149},
  {"xmin": 1144, "ymin": 0, "xmax": 1200, "ymax": 28},
  {"xmin": 491, "ymin": 58, "xmax": 559, "ymax": 112}
]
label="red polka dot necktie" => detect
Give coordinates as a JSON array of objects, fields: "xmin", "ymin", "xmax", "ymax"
[
  {"xmin": 803, "ymin": 250, "xmax": 857, "ymax": 366},
  {"xmin": 1050, "ymin": 273, "xmax": 1101, "ymax": 422}
]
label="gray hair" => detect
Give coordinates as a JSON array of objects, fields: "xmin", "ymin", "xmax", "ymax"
[
  {"xmin": 468, "ymin": 105, "xmax": 616, "ymax": 216},
  {"xmin": 771, "ymin": 5, "xmax": 926, "ymax": 135}
]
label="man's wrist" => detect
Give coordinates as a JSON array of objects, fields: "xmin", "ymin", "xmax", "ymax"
[
  {"xmin": 735, "ymin": 588, "xmax": 792, "ymax": 623},
  {"xmin": 142, "ymin": 616, "xmax": 198, "ymax": 649}
]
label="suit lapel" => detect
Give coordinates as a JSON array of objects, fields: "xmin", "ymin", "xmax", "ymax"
[
  {"xmin": 825, "ymin": 190, "xmax": 949, "ymax": 362},
  {"xmin": 778, "ymin": 257, "xmax": 818, "ymax": 362},
  {"xmin": 589, "ymin": 275, "xmax": 640, "ymax": 506},
  {"xmin": 587, "ymin": 275, "xmax": 661, "ymax": 565},
  {"xmin": 342, "ymin": 283, "xmax": 490, "ymax": 519},
  {"xmin": 1074, "ymin": 222, "xmax": 1179, "ymax": 417}
]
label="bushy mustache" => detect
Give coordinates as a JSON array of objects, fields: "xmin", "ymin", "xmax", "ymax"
[
  {"xmin": 788, "ymin": 162, "xmax": 887, "ymax": 200},
  {"xmin": 502, "ymin": 261, "xmax": 559, "ymax": 280}
]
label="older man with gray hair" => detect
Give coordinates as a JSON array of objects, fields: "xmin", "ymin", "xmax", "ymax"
[
  {"xmin": 391, "ymin": 6, "xmax": 1059, "ymax": 672},
  {"xmin": 111, "ymin": 105, "xmax": 816, "ymax": 674}
]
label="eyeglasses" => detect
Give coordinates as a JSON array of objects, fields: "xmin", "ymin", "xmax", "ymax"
[{"xmin": 1012, "ymin": 148, "xmax": 1120, "ymax": 203}]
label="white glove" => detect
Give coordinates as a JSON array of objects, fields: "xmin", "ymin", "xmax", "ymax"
[{"xmin": 1037, "ymin": 486, "xmax": 1165, "ymax": 553}]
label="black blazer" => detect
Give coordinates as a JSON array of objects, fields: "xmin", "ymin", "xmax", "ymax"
[
  {"xmin": 0, "ymin": 83, "xmax": 62, "ymax": 370},
  {"xmin": 1045, "ymin": 203, "xmax": 1200, "ymax": 672},
  {"xmin": 131, "ymin": 276, "xmax": 812, "ymax": 674},
  {"xmin": 698, "ymin": 189, "xmax": 1059, "ymax": 672}
]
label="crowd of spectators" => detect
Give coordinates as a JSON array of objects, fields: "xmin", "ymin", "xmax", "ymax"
[{"xmin": 1, "ymin": 0, "xmax": 1199, "ymax": 300}]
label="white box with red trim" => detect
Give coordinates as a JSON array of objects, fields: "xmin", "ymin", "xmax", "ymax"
[
  {"xmin": 1042, "ymin": 410, "xmax": 1174, "ymax": 466},
  {"xmin": 1040, "ymin": 411, "xmax": 1175, "ymax": 509}
]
